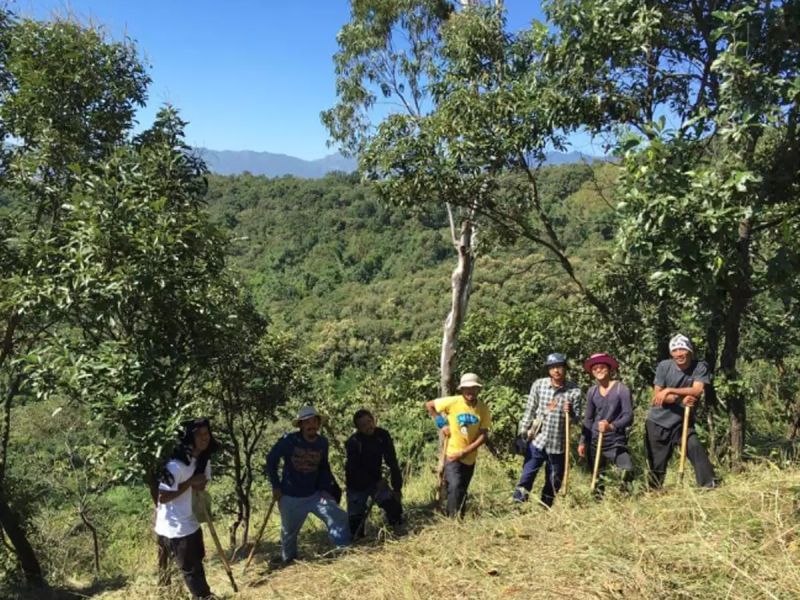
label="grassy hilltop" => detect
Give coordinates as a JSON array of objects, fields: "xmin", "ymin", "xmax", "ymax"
[{"xmin": 44, "ymin": 459, "xmax": 796, "ymax": 600}]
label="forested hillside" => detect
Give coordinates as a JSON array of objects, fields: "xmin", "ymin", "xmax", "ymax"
[
  {"xmin": 203, "ymin": 163, "xmax": 614, "ymax": 372},
  {"xmin": 1, "ymin": 1, "xmax": 799, "ymax": 599}
]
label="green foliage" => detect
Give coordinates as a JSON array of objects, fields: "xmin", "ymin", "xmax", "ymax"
[
  {"xmin": 3, "ymin": 18, "xmax": 148, "ymax": 164},
  {"xmin": 536, "ymin": 0, "xmax": 800, "ymax": 459},
  {"xmin": 0, "ymin": 11, "xmax": 157, "ymax": 584},
  {"xmin": 2, "ymin": 1, "xmax": 800, "ymax": 593},
  {"xmin": 20, "ymin": 107, "xmax": 233, "ymax": 486}
]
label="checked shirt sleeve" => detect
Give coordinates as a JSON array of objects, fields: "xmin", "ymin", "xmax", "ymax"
[{"xmin": 569, "ymin": 385, "xmax": 583, "ymax": 424}]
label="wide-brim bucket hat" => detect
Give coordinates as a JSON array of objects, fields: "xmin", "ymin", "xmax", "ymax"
[
  {"xmin": 292, "ymin": 406, "xmax": 328, "ymax": 427},
  {"xmin": 457, "ymin": 372, "xmax": 483, "ymax": 390},
  {"xmin": 583, "ymin": 352, "xmax": 619, "ymax": 373}
]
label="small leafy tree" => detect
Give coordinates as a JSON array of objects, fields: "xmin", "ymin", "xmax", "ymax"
[{"xmin": 201, "ymin": 286, "xmax": 307, "ymax": 549}]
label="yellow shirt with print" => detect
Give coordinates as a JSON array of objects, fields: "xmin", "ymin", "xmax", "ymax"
[{"xmin": 433, "ymin": 395, "xmax": 491, "ymax": 465}]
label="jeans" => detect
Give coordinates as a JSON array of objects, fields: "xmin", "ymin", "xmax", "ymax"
[
  {"xmin": 513, "ymin": 443, "xmax": 565, "ymax": 507},
  {"xmin": 160, "ymin": 528, "xmax": 212, "ymax": 599},
  {"xmin": 279, "ymin": 492, "xmax": 351, "ymax": 561},
  {"xmin": 347, "ymin": 485, "xmax": 403, "ymax": 537},
  {"xmin": 645, "ymin": 419, "xmax": 716, "ymax": 488},
  {"xmin": 444, "ymin": 460, "xmax": 475, "ymax": 517}
]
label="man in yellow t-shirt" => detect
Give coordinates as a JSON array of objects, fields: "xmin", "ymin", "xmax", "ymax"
[{"xmin": 424, "ymin": 372, "xmax": 491, "ymax": 517}]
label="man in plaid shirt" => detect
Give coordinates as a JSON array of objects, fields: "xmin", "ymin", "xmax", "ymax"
[{"xmin": 513, "ymin": 353, "xmax": 582, "ymax": 506}]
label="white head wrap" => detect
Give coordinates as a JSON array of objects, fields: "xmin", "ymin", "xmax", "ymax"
[{"xmin": 669, "ymin": 334, "xmax": 693, "ymax": 353}]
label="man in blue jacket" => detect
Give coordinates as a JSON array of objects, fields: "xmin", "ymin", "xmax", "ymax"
[{"xmin": 265, "ymin": 406, "xmax": 351, "ymax": 563}]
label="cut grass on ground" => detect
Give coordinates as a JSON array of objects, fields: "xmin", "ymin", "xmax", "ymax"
[{"xmin": 75, "ymin": 457, "xmax": 800, "ymax": 600}]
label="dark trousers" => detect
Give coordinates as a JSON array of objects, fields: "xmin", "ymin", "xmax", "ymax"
[
  {"xmin": 347, "ymin": 486, "xmax": 403, "ymax": 537},
  {"xmin": 645, "ymin": 419, "xmax": 716, "ymax": 488},
  {"xmin": 160, "ymin": 528, "xmax": 211, "ymax": 599},
  {"xmin": 588, "ymin": 443, "xmax": 634, "ymax": 494},
  {"xmin": 513, "ymin": 443, "xmax": 565, "ymax": 507},
  {"xmin": 444, "ymin": 460, "xmax": 475, "ymax": 517}
]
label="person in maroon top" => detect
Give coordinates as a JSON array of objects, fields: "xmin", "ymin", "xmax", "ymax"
[{"xmin": 578, "ymin": 353, "xmax": 634, "ymax": 494}]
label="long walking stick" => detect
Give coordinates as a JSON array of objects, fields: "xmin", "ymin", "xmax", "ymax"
[
  {"xmin": 562, "ymin": 410, "xmax": 570, "ymax": 495},
  {"xmin": 243, "ymin": 497, "xmax": 276, "ymax": 573},
  {"xmin": 590, "ymin": 431, "xmax": 605, "ymax": 493},
  {"xmin": 679, "ymin": 404, "xmax": 691, "ymax": 483},
  {"xmin": 200, "ymin": 505, "xmax": 238, "ymax": 593}
]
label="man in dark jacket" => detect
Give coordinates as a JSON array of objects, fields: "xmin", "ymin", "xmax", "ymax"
[
  {"xmin": 265, "ymin": 406, "xmax": 351, "ymax": 563},
  {"xmin": 345, "ymin": 409, "xmax": 403, "ymax": 537}
]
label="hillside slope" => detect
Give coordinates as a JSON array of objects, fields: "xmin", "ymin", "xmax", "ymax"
[{"xmin": 85, "ymin": 460, "xmax": 799, "ymax": 600}]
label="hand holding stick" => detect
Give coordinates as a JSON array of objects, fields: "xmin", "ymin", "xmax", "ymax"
[{"xmin": 591, "ymin": 431, "xmax": 604, "ymax": 493}]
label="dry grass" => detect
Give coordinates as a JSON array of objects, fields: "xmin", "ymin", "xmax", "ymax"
[{"xmin": 10, "ymin": 457, "xmax": 800, "ymax": 600}]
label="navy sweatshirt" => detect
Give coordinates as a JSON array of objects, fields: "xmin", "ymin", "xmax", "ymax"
[{"xmin": 265, "ymin": 432, "xmax": 336, "ymax": 498}]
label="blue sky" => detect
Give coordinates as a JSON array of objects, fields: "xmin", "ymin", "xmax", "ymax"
[{"xmin": 12, "ymin": 1, "xmax": 600, "ymax": 161}]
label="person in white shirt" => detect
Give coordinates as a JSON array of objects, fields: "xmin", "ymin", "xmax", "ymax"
[{"xmin": 154, "ymin": 418, "xmax": 220, "ymax": 600}]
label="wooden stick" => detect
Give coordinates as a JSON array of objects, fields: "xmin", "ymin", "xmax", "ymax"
[
  {"xmin": 679, "ymin": 404, "xmax": 691, "ymax": 482},
  {"xmin": 201, "ymin": 507, "xmax": 238, "ymax": 593},
  {"xmin": 436, "ymin": 438, "xmax": 448, "ymax": 511},
  {"xmin": 361, "ymin": 494, "xmax": 375, "ymax": 538},
  {"xmin": 243, "ymin": 498, "xmax": 276, "ymax": 573},
  {"xmin": 563, "ymin": 410, "xmax": 570, "ymax": 495},
  {"xmin": 591, "ymin": 430, "xmax": 605, "ymax": 493}
]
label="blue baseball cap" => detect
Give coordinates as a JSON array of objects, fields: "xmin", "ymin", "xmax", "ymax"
[{"xmin": 544, "ymin": 353, "xmax": 567, "ymax": 367}]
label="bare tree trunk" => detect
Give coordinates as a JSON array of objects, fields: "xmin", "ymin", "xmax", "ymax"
[
  {"xmin": 0, "ymin": 493, "xmax": 44, "ymax": 586},
  {"xmin": 243, "ymin": 438, "xmax": 258, "ymax": 546},
  {"xmin": 720, "ymin": 217, "xmax": 752, "ymax": 469},
  {"xmin": 0, "ymin": 373, "xmax": 44, "ymax": 586},
  {"xmin": 227, "ymin": 411, "xmax": 244, "ymax": 550},
  {"xmin": 0, "ymin": 374, "xmax": 21, "ymax": 488},
  {"xmin": 78, "ymin": 505, "xmax": 100, "ymax": 577},
  {"xmin": 704, "ymin": 312, "xmax": 724, "ymax": 459},
  {"xmin": 440, "ymin": 208, "xmax": 475, "ymax": 397}
]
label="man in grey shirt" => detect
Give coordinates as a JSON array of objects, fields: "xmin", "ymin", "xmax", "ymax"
[{"xmin": 645, "ymin": 334, "xmax": 717, "ymax": 488}]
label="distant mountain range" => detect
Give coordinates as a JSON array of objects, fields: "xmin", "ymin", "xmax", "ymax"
[
  {"xmin": 197, "ymin": 149, "xmax": 357, "ymax": 179},
  {"xmin": 196, "ymin": 148, "xmax": 604, "ymax": 178}
]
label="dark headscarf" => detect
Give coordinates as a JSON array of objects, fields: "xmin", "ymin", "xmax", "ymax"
[{"xmin": 160, "ymin": 417, "xmax": 221, "ymax": 486}]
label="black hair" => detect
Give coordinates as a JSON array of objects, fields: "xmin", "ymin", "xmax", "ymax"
[
  {"xmin": 352, "ymin": 408, "xmax": 373, "ymax": 428},
  {"xmin": 160, "ymin": 417, "xmax": 221, "ymax": 486}
]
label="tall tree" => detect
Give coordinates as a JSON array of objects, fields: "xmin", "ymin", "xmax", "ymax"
[
  {"xmin": 34, "ymin": 106, "xmax": 230, "ymax": 498},
  {"xmin": 540, "ymin": 0, "xmax": 800, "ymax": 463},
  {"xmin": 324, "ymin": 1, "xmax": 609, "ymax": 394},
  {"xmin": 0, "ymin": 12, "xmax": 148, "ymax": 584}
]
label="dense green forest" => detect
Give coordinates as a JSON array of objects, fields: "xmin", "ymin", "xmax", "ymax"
[{"xmin": 1, "ymin": 1, "xmax": 799, "ymax": 598}]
